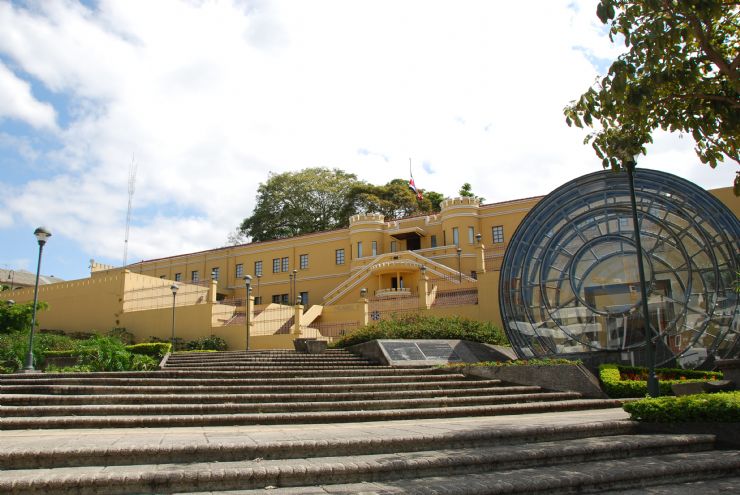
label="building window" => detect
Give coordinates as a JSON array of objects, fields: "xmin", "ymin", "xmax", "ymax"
[
  {"xmin": 452, "ymin": 227, "xmax": 459, "ymax": 246},
  {"xmin": 471, "ymin": 270, "xmax": 477, "ymax": 280},
  {"xmin": 281, "ymin": 257, "xmax": 289, "ymax": 272},
  {"xmin": 235, "ymin": 264, "xmax": 244, "ymax": 278},
  {"xmin": 300, "ymin": 291, "xmax": 308, "ymax": 306},
  {"xmin": 281, "ymin": 293, "xmax": 289, "ymax": 305},
  {"xmin": 254, "ymin": 296, "xmax": 262, "ymax": 305},
  {"xmin": 492, "ymin": 225, "xmax": 504, "ymax": 244},
  {"xmin": 300, "ymin": 254, "xmax": 308, "ymax": 269},
  {"xmin": 431, "ymin": 235, "xmax": 437, "ymax": 248},
  {"xmin": 254, "ymin": 260, "xmax": 262, "ymax": 277},
  {"xmin": 372, "ymin": 241, "xmax": 377, "ymax": 256},
  {"xmin": 357, "ymin": 241, "xmax": 363, "ymax": 258},
  {"xmin": 159, "ymin": 275, "xmax": 165, "ymax": 279},
  {"xmin": 175, "ymin": 273, "xmax": 182, "ymax": 282},
  {"xmin": 272, "ymin": 294, "xmax": 281, "ymax": 304},
  {"xmin": 390, "ymin": 240, "xmax": 397, "ymax": 252},
  {"xmin": 191, "ymin": 270, "xmax": 199, "ymax": 282},
  {"xmin": 468, "ymin": 226, "xmax": 475, "ymax": 244},
  {"xmin": 211, "ymin": 267, "xmax": 220, "ymax": 280},
  {"xmin": 273, "ymin": 258, "xmax": 280, "ymax": 273},
  {"xmin": 336, "ymin": 249, "xmax": 345, "ymax": 265}
]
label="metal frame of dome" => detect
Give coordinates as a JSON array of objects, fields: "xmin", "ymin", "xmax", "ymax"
[{"xmin": 499, "ymin": 168, "xmax": 739, "ymax": 369}]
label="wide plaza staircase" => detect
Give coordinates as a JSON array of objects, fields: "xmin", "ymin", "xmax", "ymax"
[{"xmin": 0, "ymin": 349, "xmax": 738, "ymax": 493}]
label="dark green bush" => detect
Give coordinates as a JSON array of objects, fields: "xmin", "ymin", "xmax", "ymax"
[
  {"xmin": 330, "ymin": 314, "xmax": 508, "ymax": 348},
  {"xmin": 599, "ymin": 363, "xmax": 724, "ymax": 398},
  {"xmin": 186, "ymin": 335, "xmax": 227, "ymax": 351},
  {"xmin": 0, "ymin": 301, "xmax": 46, "ymax": 334},
  {"xmin": 126, "ymin": 342, "xmax": 171, "ymax": 358},
  {"xmin": 623, "ymin": 392, "xmax": 740, "ymax": 423}
]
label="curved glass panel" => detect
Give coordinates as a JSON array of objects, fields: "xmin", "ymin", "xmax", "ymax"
[{"xmin": 499, "ymin": 169, "xmax": 739, "ymax": 368}]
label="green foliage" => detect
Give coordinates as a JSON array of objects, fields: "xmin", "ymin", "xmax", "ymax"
[
  {"xmin": 126, "ymin": 342, "xmax": 171, "ymax": 358},
  {"xmin": 623, "ymin": 391, "xmax": 740, "ymax": 423},
  {"xmin": 468, "ymin": 358, "xmax": 582, "ymax": 367},
  {"xmin": 108, "ymin": 327, "xmax": 135, "ymax": 345},
  {"xmin": 458, "ymin": 183, "xmax": 485, "ymax": 203},
  {"xmin": 348, "ymin": 178, "xmax": 442, "ymax": 221},
  {"xmin": 186, "ymin": 335, "xmax": 227, "ymax": 351},
  {"xmin": 0, "ymin": 330, "xmax": 79, "ymax": 372},
  {"xmin": 0, "ymin": 301, "xmax": 47, "ymax": 334},
  {"xmin": 599, "ymin": 363, "xmax": 723, "ymax": 398},
  {"xmin": 330, "ymin": 314, "xmax": 508, "ymax": 348},
  {"xmin": 75, "ymin": 335, "xmax": 137, "ymax": 372},
  {"xmin": 238, "ymin": 168, "xmax": 365, "ymax": 242},
  {"xmin": 564, "ymin": 0, "xmax": 739, "ymax": 188}
]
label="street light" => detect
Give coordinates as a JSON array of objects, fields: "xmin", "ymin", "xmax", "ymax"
[
  {"xmin": 170, "ymin": 284, "xmax": 179, "ymax": 350},
  {"xmin": 625, "ymin": 159, "xmax": 660, "ymax": 397},
  {"xmin": 244, "ymin": 275, "xmax": 252, "ymax": 351},
  {"xmin": 292, "ymin": 269, "xmax": 297, "ymax": 305},
  {"xmin": 456, "ymin": 248, "xmax": 462, "ymax": 283},
  {"xmin": 360, "ymin": 287, "xmax": 367, "ymax": 299},
  {"xmin": 256, "ymin": 274, "xmax": 261, "ymax": 302},
  {"xmin": 23, "ymin": 227, "xmax": 51, "ymax": 372}
]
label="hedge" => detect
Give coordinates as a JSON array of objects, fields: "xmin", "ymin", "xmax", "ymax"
[
  {"xmin": 446, "ymin": 358, "xmax": 582, "ymax": 368},
  {"xmin": 599, "ymin": 363, "xmax": 724, "ymax": 398},
  {"xmin": 330, "ymin": 314, "xmax": 508, "ymax": 348},
  {"xmin": 623, "ymin": 392, "xmax": 740, "ymax": 423},
  {"xmin": 126, "ymin": 342, "xmax": 172, "ymax": 358}
]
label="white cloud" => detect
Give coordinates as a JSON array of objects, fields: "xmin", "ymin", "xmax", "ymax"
[
  {"xmin": 0, "ymin": 62, "xmax": 57, "ymax": 130},
  {"xmin": 0, "ymin": 0, "xmax": 736, "ymax": 273}
]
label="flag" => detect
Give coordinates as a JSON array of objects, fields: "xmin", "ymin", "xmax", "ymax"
[{"xmin": 409, "ymin": 159, "xmax": 423, "ymax": 200}]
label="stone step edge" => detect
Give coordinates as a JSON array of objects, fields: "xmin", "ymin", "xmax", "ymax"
[
  {"xmin": 0, "ymin": 420, "xmax": 636, "ymax": 469},
  {"xmin": 0, "ymin": 386, "xmax": 544, "ymax": 405},
  {"xmin": 0, "ymin": 391, "xmax": 584, "ymax": 416},
  {"xmin": 0, "ymin": 398, "xmax": 625, "ymax": 429},
  {"xmin": 0, "ymin": 437, "xmax": 726, "ymax": 494},
  {"xmin": 173, "ymin": 455, "xmax": 740, "ymax": 495},
  {"xmin": 0, "ymin": 368, "xmax": 447, "ymax": 379}
]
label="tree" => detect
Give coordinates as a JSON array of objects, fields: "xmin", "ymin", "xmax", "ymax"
[
  {"xmin": 0, "ymin": 301, "xmax": 45, "ymax": 334},
  {"xmin": 564, "ymin": 0, "xmax": 739, "ymax": 192},
  {"xmin": 237, "ymin": 168, "xmax": 364, "ymax": 242},
  {"xmin": 348, "ymin": 179, "xmax": 442, "ymax": 220},
  {"xmin": 458, "ymin": 183, "xmax": 485, "ymax": 203}
]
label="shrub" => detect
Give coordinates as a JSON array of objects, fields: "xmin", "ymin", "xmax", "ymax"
[
  {"xmin": 449, "ymin": 358, "xmax": 582, "ymax": 368},
  {"xmin": 126, "ymin": 342, "xmax": 171, "ymax": 358},
  {"xmin": 108, "ymin": 327, "xmax": 135, "ymax": 345},
  {"xmin": 75, "ymin": 335, "xmax": 135, "ymax": 372},
  {"xmin": 0, "ymin": 300, "xmax": 47, "ymax": 334},
  {"xmin": 330, "ymin": 314, "xmax": 508, "ymax": 349},
  {"xmin": 623, "ymin": 392, "xmax": 740, "ymax": 423},
  {"xmin": 186, "ymin": 335, "xmax": 227, "ymax": 351},
  {"xmin": 599, "ymin": 363, "xmax": 724, "ymax": 398}
]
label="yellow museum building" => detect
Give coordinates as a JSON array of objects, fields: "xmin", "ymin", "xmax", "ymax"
[{"xmin": 2, "ymin": 187, "xmax": 737, "ymax": 351}]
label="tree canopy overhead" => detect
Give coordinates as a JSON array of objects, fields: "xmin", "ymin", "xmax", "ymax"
[
  {"xmin": 564, "ymin": 0, "xmax": 739, "ymax": 191},
  {"xmin": 235, "ymin": 168, "xmax": 445, "ymax": 243}
]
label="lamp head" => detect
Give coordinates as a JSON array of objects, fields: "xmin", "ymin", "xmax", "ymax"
[
  {"xmin": 360, "ymin": 287, "xmax": 367, "ymax": 298},
  {"xmin": 244, "ymin": 275, "xmax": 252, "ymax": 287},
  {"xmin": 475, "ymin": 233, "xmax": 482, "ymax": 244},
  {"xmin": 170, "ymin": 284, "xmax": 179, "ymax": 295},
  {"xmin": 34, "ymin": 227, "xmax": 52, "ymax": 246},
  {"xmin": 457, "ymin": 247, "xmax": 462, "ymax": 254}
]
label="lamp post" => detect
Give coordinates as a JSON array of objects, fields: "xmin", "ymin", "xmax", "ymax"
[
  {"xmin": 456, "ymin": 248, "xmax": 462, "ymax": 283},
  {"xmin": 625, "ymin": 160, "xmax": 660, "ymax": 397},
  {"xmin": 23, "ymin": 227, "xmax": 51, "ymax": 372},
  {"xmin": 170, "ymin": 284, "xmax": 179, "ymax": 350},
  {"xmin": 244, "ymin": 275, "xmax": 252, "ymax": 351},
  {"xmin": 256, "ymin": 274, "xmax": 261, "ymax": 302},
  {"xmin": 8, "ymin": 269, "xmax": 14, "ymax": 291}
]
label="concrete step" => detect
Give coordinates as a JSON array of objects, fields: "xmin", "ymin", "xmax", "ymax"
[
  {"xmin": 0, "ymin": 435, "xmax": 729, "ymax": 495},
  {"xmin": 0, "ymin": 368, "xmax": 448, "ymax": 380},
  {"xmin": 0, "ymin": 391, "xmax": 584, "ymax": 417},
  {"xmin": 0, "ymin": 398, "xmax": 624, "ymax": 429},
  {"xmin": 0, "ymin": 419, "xmax": 635, "ymax": 470},
  {"xmin": 0, "ymin": 385, "xmax": 545, "ymax": 405},
  {"xmin": 0, "ymin": 378, "xmax": 503, "ymax": 395}
]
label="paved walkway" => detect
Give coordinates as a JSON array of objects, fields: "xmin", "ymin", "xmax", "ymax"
[{"xmin": 1, "ymin": 408, "xmax": 629, "ymax": 453}]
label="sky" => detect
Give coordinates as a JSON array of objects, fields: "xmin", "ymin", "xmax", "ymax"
[{"xmin": 0, "ymin": 0, "xmax": 737, "ymax": 282}]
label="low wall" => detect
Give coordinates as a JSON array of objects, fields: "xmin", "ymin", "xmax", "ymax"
[{"xmin": 460, "ymin": 363, "xmax": 607, "ymax": 399}]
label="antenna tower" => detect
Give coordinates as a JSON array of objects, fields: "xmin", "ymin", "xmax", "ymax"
[{"xmin": 123, "ymin": 154, "xmax": 137, "ymax": 268}]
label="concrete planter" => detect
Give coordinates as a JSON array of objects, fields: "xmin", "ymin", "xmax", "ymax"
[{"xmin": 459, "ymin": 363, "xmax": 607, "ymax": 399}]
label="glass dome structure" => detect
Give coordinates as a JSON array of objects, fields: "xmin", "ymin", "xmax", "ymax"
[{"xmin": 499, "ymin": 168, "xmax": 739, "ymax": 369}]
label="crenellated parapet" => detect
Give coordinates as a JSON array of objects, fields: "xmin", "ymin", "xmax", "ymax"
[
  {"xmin": 440, "ymin": 197, "xmax": 481, "ymax": 210},
  {"xmin": 349, "ymin": 213, "xmax": 385, "ymax": 227}
]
